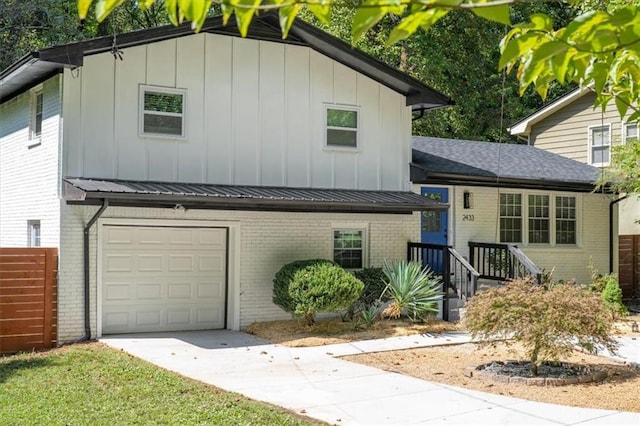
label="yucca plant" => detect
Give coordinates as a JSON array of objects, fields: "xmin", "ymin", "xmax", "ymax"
[{"xmin": 381, "ymin": 260, "xmax": 443, "ymax": 321}]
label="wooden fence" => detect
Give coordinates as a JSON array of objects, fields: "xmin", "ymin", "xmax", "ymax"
[{"xmin": 0, "ymin": 248, "xmax": 57, "ymax": 355}]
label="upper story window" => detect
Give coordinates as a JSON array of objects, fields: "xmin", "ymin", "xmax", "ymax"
[
  {"xmin": 500, "ymin": 192, "xmax": 578, "ymax": 246},
  {"xmin": 588, "ymin": 124, "xmax": 611, "ymax": 166},
  {"xmin": 326, "ymin": 106, "xmax": 359, "ymax": 149},
  {"xmin": 139, "ymin": 86, "xmax": 186, "ymax": 138},
  {"xmin": 30, "ymin": 88, "xmax": 43, "ymax": 140},
  {"xmin": 499, "ymin": 193, "xmax": 522, "ymax": 243},
  {"xmin": 28, "ymin": 220, "xmax": 41, "ymax": 247},
  {"xmin": 624, "ymin": 122, "xmax": 638, "ymax": 143},
  {"xmin": 333, "ymin": 229, "xmax": 365, "ymax": 269}
]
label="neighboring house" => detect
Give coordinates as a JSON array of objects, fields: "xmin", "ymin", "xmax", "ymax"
[
  {"xmin": 411, "ymin": 136, "xmax": 613, "ymax": 286},
  {"xmin": 0, "ymin": 15, "xmax": 450, "ymax": 343},
  {"xmin": 509, "ymin": 89, "xmax": 638, "ymax": 297}
]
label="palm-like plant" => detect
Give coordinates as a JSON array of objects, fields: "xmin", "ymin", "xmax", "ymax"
[{"xmin": 381, "ymin": 260, "xmax": 443, "ymax": 321}]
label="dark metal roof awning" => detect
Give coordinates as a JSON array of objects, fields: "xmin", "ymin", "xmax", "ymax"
[{"xmin": 63, "ymin": 178, "xmax": 448, "ymax": 214}]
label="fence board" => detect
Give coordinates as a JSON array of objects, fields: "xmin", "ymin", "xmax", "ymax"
[{"xmin": 0, "ymin": 248, "xmax": 57, "ymax": 355}]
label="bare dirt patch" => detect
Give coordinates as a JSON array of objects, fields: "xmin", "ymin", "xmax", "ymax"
[
  {"xmin": 245, "ymin": 317, "xmax": 461, "ymax": 347},
  {"xmin": 343, "ymin": 342, "xmax": 640, "ymax": 412}
]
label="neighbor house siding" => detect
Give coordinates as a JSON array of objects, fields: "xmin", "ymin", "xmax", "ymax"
[
  {"xmin": 62, "ymin": 33, "xmax": 411, "ymax": 192},
  {"xmin": 0, "ymin": 76, "xmax": 61, "ymax": 247},
  {"xmin": 529, "ymin": 92, "xmax": 626, "ymax": 163},
  {"xmin": 415, "ymin": 184, "xmax": 611, "ymax": 285},
  {"xmin": 57, "ymin": 203, "xmax": 419, "ymax": 343}
]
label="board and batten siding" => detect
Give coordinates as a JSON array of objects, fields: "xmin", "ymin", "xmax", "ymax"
[
  {"xmin": 61, "ymin": 33, "xmax": 412, "ymax": 191},
  {"xmin": 414, "ymin": 184, "xmax": 612, "ymax": 285},
  {"xmin": 529, "ymin": 92, "xmax": 627, "ymax": 162},
  {"xmin": 0, "ymin": 76, "xmax": 62, "ymax": 247}
]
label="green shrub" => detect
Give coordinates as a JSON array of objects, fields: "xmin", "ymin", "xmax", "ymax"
[
  {"xmin": 354, "ymin": 268, "xmax": 389, "ymax": 306},
  {"xmin": 272, "ymin": 259, "xmax": 336, "ymax": 315},
  {"xmin": 381, "ymin": 260, "xmax": 442, "ymax": 321},
  {"xmin": 602, "ymin": 276, "xmax": 627, "ymax": 318},
  {"xmin": 464, "ymin": 278, "xmax": 617, "ymax": 376}
]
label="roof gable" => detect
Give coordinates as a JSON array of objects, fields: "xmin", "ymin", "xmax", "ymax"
[
  {"xmin": 0, "ymin": 15, "xmax": 451, "ymax": 108},
  {"xmin": 411, "ymin": 136, "xmax": 604, "ymax": 192}
]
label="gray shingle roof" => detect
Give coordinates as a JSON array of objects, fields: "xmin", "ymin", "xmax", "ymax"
[
  {"xmin": 63, "ymin": 177, "xmax": 447, "ymax": 213},
  {"xmin": 412, "ymin": 136, "xmax": 603, "ymax": 190}
]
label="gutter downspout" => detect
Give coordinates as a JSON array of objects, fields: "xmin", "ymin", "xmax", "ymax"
[
  {"xmin": 610, "ymin": 195, "xmax": 628, "ymax": 274},
  {"xmin": 83, "ymin": 199, "xmax": 109, "ymax": 341}
]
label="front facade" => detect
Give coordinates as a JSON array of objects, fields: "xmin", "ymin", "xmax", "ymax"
[
  {"xmin": 510, "ymin": 90, "xmax": 638, "ymax": 297},
  {"xmin": 411, "ymin": 136, "xmax": 613, "ymax": 286},
  {"xmin": 0, "ymin": 16, "xmax": 449, "ymax": 342}
]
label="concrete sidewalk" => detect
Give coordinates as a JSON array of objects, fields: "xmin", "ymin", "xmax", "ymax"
[{"xmin": 100, "ymin": 331, "xmax": 640, "ymax": 425}]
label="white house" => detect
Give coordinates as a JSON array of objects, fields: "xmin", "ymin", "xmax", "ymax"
[
  {"xmin": 509, "ymin": 89, "xmax": 637, "ymax": 297},
  {"xmin": 0, "ymin": 15, "xmax": 450, "ymax": 343},
  {"xmin": 411, "ymin": 136, "xmax": 614, "ymax": 286}
]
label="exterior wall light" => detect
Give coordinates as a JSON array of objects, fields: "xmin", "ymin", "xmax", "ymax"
[{"xmin": 464, "ymin": 191, "xmax": 473, "ymax": 209}]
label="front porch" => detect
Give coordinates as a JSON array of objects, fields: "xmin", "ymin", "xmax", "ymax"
[{"xmin": 407, "ymin": 242, "xmax": 543, "ymax": 320}]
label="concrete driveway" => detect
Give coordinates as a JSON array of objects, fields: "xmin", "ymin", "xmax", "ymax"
[{"xmin": 100, "ymin": 331, "xmax": 640, "ymax": 425}]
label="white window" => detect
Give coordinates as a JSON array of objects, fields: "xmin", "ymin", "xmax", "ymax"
[
  {"xmin": 499, "ymin": 193, "xmax": 578, "ymax": 246},
  {"xmin": 28, "ymin": 220, "xmax": 41, "ymax": 247},
  {"xmin": 624, "ymin": 122, "xmax": 638, "ymax": 143},
  {"xmin": 30, "ymin": 88, "xmax": 43, "ymax": 140},
  {"xmin": 588, "ymin": 124, "xmax": 611, "ymax": 166},
  {"xmin": 325, "ymin": 106, "xmax": 359, "ymax": 149},
  {"xmin": 139, "ymin": 86, "xmax": 186, "ymax": 137},
  {"xmin": 499, "ymin": 193, "xmax": 522, "ymax": 243},
  {"xmin": 333, "ymin": 229, "xmax": 365, "ymax": 269}
]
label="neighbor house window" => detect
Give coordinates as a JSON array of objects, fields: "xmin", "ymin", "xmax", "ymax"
[
  {"xmin": 589, "ymin": 125, "xmax": 611, "ymax": 166},
  {"xmin": 556, "ymin": 196, "xmax": 577, "ymax": 244},
  {"xmin": 333, "ymin": 229, "xmax": 364, "ymax": 269},
  {"xmin": 140, "ymin": 86, "xmax": 185, "ymax": 137},
  {"xmin": 326, "ymin": 106, "xmax": 358, "ymax": 148},
  {"xmin": 528, "ymin": 194, "xmax": 550, "ymax": 244},
  {"xmin": 624, "ymin": 123, "xmax": 638, "ymax": 143},
  {"xmin": 28, "ymin": 220, "xmax": 41, "ymax": 247},
  {"xmin": 499, "ymin": 193, "xmax": 522, "ymax": 243},
  {"xmin": 30, "ymin": 89, "xmax": 43, "ymax": 140}
]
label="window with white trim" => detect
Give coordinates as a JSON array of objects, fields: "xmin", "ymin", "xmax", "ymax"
[
  {"xmin": 499, "ymin": 193, "xmax": 522, "ymax": 243},
  {"xmin": 624, "ymin": 122, "xmax": 638, "ymax": 143},
  {"xmin": 139, "ymin": 86, "xmax": 185, "ymax": 137},
  {"xmin": 28, "ymin": 220, "xmax": 41, "ymax": 247},
  {"xmin": 333, "ymin": 229, "xmax": 364, "ymax": 269},
  {"xmin": 528, "ymin": 194, "xmax": 550, "ymax": 244},
  {"xmin": 326, "ymin": 106, "xmax": 359, "ymax": 148},
  {"xmin": 499, "ymin": 193, "xmax": 578, "ymax": 246},
  {"xmin": 556, "ymin": 196, "xmax": 577, "ymax": 245},
  {"xmin": 589, "ymin": 125, "xmax": 611, "ymax": 166},
  {"xmin": 30, "ymin": 89, "xmax": 43, "ymax": 140}
]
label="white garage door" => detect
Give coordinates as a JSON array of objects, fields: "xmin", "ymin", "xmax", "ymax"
[{"xmin": 101, "ymin": 225, "xmax": 227, "ymax": 334}]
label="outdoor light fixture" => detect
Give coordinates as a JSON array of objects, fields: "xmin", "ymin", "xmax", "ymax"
[
  {"xmin": 632, "ymin": 321, "xmax": 639, "ymax": 333},
  {"xmin": 463, "ymin": 191, "xmax": 473, "ymax": 209}
]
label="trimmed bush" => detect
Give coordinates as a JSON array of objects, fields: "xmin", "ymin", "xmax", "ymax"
[
  {"xmin": 354, "ymin": 268, "xmax": 389, "ymax": 306},
  {"xmin": 602, "ymin": 276, "xmax": 627, "ymax": 318},
  {"xmin": 273, "ymin": 259, "xmax": 336, "ymax": 315},
  {"xmin": 273, "ymin": 259, "xmax": 364, "ymax": 325},
  {"xmin": 464, "ymin": 278, "xmax": 617, "ymax": 376}
]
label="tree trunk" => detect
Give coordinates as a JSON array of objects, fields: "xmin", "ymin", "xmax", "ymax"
[{"xmin": 530, "ymin": 341, "xmax": 541, "ymax": 376}]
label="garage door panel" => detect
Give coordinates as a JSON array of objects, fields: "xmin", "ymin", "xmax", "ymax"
[{"xmin": 102, "ymin": 226, "xmax": 227, "ymax": 334}]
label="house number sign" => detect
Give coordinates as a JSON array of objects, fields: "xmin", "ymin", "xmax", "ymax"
[{"xmin": 462, "ymin": 214, "xmax": 475, "ymax": 222}]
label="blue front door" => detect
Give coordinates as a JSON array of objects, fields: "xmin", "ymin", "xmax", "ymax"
[
  {"xmin": 420, "ymin": 187, "xmax": 449, "ymax": 274},
  {"xmin": 421, "ymin": 187, "xmax": 449, "ymax": 245}
]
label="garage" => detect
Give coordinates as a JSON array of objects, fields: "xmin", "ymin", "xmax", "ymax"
[{"xmin": 100, "ymin": 225, "xmax": 227, "ymax": 334}]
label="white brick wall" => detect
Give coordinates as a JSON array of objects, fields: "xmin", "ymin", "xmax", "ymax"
[
  {"xmin": 0, "ymin": 77, "xmax": 61, "ymax": 247},
  {"xmin": 57, "ymin": 203, "xmax": 419, "ymax": 343}
]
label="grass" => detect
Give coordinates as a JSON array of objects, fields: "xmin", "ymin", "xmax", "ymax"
[{"xmin": 0, "ymin": 343, "xmax": 321, "ymax": 425}]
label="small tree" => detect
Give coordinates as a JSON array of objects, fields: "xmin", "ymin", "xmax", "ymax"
[
  {"xmin": 464, "ymin": 278, "xmax": 617, "ymax": 376},
  {"xmin": 602, "ymin": 276, "xmax": 627, "ymax": 318}
]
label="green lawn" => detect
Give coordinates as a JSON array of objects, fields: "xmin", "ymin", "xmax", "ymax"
[{"xmin": 0, "ymin": 343, "xmax": 321, "ymax": 425}]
